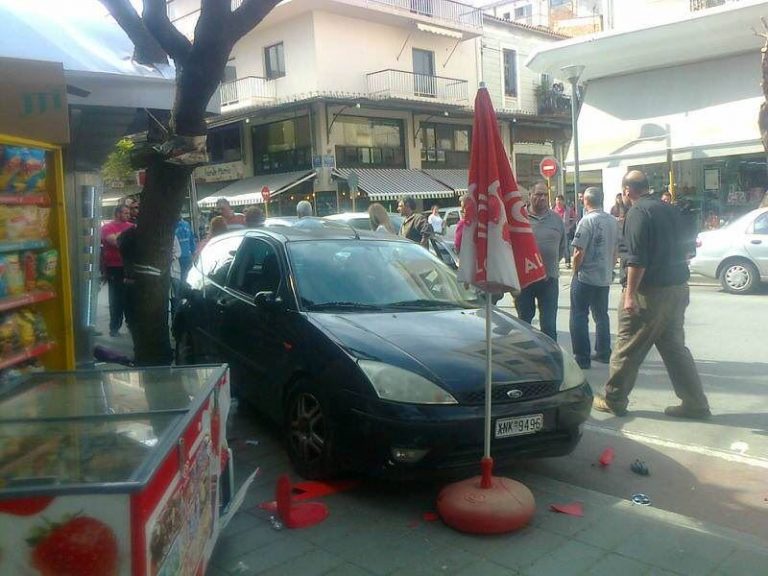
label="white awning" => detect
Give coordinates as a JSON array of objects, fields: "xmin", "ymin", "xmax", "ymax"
[
  {"xmin": 422, "ymin": 169, "xmax": 468, "ymax": 193},
  {"xmin": 416, "ymin": 23, "xmax": 463, "ymax": 40},
  {"xmin": 334, "ymin": 168, "xmax": 455, "ymax": 201},
  {"xmin": 198, "ymin": 170, "xmax": 316, "ymax": 208},
  {"xmin": 566, "ymin": 52, "xmax": 764, "ymax": 172}
]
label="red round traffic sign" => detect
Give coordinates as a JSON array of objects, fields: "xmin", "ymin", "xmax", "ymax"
[
  {"xmin": 261, "ymin": 186, "xmax": 271, "ymax": 202},
  {"xmin": 539, "ymin": 157, "xmax": 559, "ymax": 179}
]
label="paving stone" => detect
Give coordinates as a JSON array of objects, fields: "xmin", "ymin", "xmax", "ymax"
[
  {"xmin": 209, "ymin": 521, "xmax": 285, "ymax": 569},
  {"xmin": 522, "ymin": 539, "xmax": 604, "ymax": 576},
  {"xmin": 484, "ymin": 527, "xmax": 569, "ymax": 570},
  {"xmin": 257, "ymin": 548, "xmax": 347, "ymax": 576},
  {"xmin": 322, "ymin": 563, "xmax": 377, "ymax": 576},
  {"xmin": 454, "ymin": 558, "xmax": 520, "ymax": 576},
  {"xmin": 710, "ymin": 547, "xmax": 768, "ymax": 576},
  {"xmin": 583, "ymin": 553, "xmax": 651, "ymax": 576},
  {"xmin": 216, "ymin": 535, "xmax": 315, "ymax": 574}
]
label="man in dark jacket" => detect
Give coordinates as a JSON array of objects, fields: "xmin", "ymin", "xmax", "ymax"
[{"xmin": 397, "ymin": 195, "xmax": 432, "ymax": 249}]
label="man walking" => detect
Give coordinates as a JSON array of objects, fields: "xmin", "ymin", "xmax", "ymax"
[
  {"xmin": 174, "ymin": 217, "xmax": 196, "ymax": 280},
  {"xmin": 427, "ymin": 205, "xmax": 444, "ymax": 235},
  {"xmin": 514, "ymin": 181, "xmax": 567, "ymax": 341},
  {"xmin": 569, "ymin": 187, "xmax": 619, "ymax": 369},
  {"xmin": 594, "ymin": 170, "xmax": 710, "ymax": 419},
  {"xmin": 101, "ymin": 204, "xmax": 134, "ymax": 337},
  {"xmin": 398, "ymin": 195, "xmax": 432, "ymax": 249}
]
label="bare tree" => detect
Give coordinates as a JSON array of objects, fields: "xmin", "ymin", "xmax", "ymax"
[{"xmin": 100, "ymin": 0, "xmax": 279, "ymax": 364}]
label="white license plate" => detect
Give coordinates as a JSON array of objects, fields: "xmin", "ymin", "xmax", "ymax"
[{"xmin": 495, "ymin": 414, "xmax": 544, "ymax": 439}]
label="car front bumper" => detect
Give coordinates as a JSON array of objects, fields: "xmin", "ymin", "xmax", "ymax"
[{"xmin": 334, "ymin": 382, "xmax": 593, "ymax": 476}]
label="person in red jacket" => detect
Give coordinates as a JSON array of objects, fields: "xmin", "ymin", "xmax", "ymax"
[{"xmin": 101, "ymin": 204, "xmax": 134, "ymax": 336}]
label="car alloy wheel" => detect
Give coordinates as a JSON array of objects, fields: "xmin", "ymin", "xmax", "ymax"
[
  {"xmin": 286, "ymin": 383, "xmax": 338, "ymax": 480},
  {"xmin": 720, "ymin": 260, "xmax": 758, "ymax": 294}
]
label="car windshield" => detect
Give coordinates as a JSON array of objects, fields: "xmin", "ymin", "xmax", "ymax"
[{"xmin": 288, "ymin": 239, "xmax": 479, "ymax": 311}]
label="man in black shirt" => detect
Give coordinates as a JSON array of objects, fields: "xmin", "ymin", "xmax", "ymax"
[
  {"xmin": 398, "ymin": 195, "xmax": 433, "ymax": 249},
  {"xmin": 593, "ymin": 170, "xmax": 710, "ymax": 419}
]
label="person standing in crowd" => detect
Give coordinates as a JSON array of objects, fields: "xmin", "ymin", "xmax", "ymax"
[
  {"xmin": 454, "ymin": 194, "xmax": 470, "ymax": 254},
  {"xmin": 514, "ymin": 181, "xmax": 567, "ymax": 341},
  {"xmin": 194, "ymin": 215, "xmax": 228, "ymax": 257},
  {"xmin": 368, "ymin": 203, "xmax": 395, "ymax": 234},
  {"xmin": 569, "ymin": 187, "xmax": 619, "ymax": 370},
  {"xmin": 660, "ymin": 190, "xmax": 673, "ymax": 204},
  {"xmin": 553, "ymin": 194, "xmax": 575, "ymax": 268},
  {"xmin": 101, "ymin": 204, "xmax": 134, "ymax": 337},
  {"xmin": 169, "ymin": 235, "xmax": 182, "ymax": 317},
  {"xmin": 610, "ymin": 192, "xmax": 627, "ymax": 219},
  {"xmin": 398, "ymin": 195, "xmax": 432, "ymax": 248},
  {"xmin": 216, "ymin": 198, "xmax": 245, "ymax": 228},
  {"xmin": 174, "ymin": 217, "xmax": 196, "ymax": 280},
  {"xmin": 245, "ymin": 206, "xmax": 265, "ymax": 227},
  {"xmin": 427, "ymin": 205, "xmax": 444, "ymax": 235},
  {"xmin": 593, "ymin": 170, "xmax": 710, "ymax": 419},
  {"xmin": 296, "ymin": 200, "xmax": 313, "ymax": 218}
]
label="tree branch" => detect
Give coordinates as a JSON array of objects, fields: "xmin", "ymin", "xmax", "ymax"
[
  {"xmin": 230, "ymin": 0, "xmax": 283, "ymax": 42},
  {"xmin": 143, "ymin": 0, "xmax": 193, "ymax": 65},
  {"xmin": 100, "ymin": 0, "xmax": 168, "ymax": 65}
]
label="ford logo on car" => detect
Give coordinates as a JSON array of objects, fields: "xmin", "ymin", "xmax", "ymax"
[{"xmin": 506, "ymin": 389, "xmax": 524, "ymax": 399}]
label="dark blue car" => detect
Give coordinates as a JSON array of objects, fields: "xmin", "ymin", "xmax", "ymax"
[{"xmin": 174, "ymin": 226, "xmax": 592, "ymax": 479}]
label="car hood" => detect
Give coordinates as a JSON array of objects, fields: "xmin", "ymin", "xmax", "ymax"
[{"xmin": 309, "ymin": 308, "xmax": 563, "ymax": 392}]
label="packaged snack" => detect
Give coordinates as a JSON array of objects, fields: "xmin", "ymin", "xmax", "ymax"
[
  {"xmin": 0, "ymin": 255, "xmax": 7, "ymax": 298},
  {"xmin": 0, "ymin": 146, "xmax": 47, "ymax": 193},
  {"xmin": 5, "ymin": 207, "xmax": 27, "ymax": 240},
  {"xmin": 37, "ymin": 206, "xmax": 51, "ymax": 237},
  {"xmin": 0, "ymin": 146, "xmax": 23, "ymax": 192},
  {"xmin": 22, "ymin": 251, "xmax": 37, "ymax": 291},
  {"xmin": 0, "ymin": 205, "xmax": 9, "ymax": 240},
  {"xmin": 20, "ymin": 205, "xmax": 40, "ymax": 239},
  {"xmin": 4, "ymin": 253, "xmax": 24, "ymax": 296},
  {"xmin": 0, "ymin": 313, "xmax": 19, "ymax": 356},
  {"xmin": 37, "ymin": 250, "xmax": 58, "ymax": 291},
  {"xmin": 16, "ymin": 310, "xmax": 37, "ymax": 348}
]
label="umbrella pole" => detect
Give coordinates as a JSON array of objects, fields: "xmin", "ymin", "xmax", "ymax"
[{"xmin": 481, "ymin": 291, "xmax": 493, "ymax": 488}]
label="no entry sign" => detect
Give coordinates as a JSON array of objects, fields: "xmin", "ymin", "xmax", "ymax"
[
  {"xmin": 261, "ymin": 186, "xmax": 271, "ymax": 202},
  {"xmin": 539, "ymin": 157, "xmax": 559, "ymax": 179}
]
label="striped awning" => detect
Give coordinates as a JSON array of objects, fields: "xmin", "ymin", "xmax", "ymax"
[
  {"xmin": 422, "ymin": 169, "xmax": 469, "ymax": 194},
  {"xmin": 333, "ymin": 168, "xmax": 455, "ymax": 201},
  {"xmin": 198, "ymin": 170, "xmax": 316, "ymax": 208}
]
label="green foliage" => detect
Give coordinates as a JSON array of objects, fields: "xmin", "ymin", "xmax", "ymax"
[{"xmin": 101, "ymin": 138, "xmax": 135, "ymax": 183}]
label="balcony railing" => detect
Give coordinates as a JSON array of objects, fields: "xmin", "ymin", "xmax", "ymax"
[
  {"xmin": 365, "ymin": 0, "xmax": 482, "ymax": 30},
  {"xmin": 219, "ymin": 76, "xmax": 276, "ymax": 109},
  {"xmin": 367, "ymin": 70, "xmax": 469, "ymax": 103},
  {"xmin": 689, "ymin": 0, "xmax": 735, "ymax": 11}
]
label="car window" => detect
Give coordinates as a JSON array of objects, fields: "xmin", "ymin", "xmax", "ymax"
[
  {"xmin": 445, "ymin": 211, "xmax": 460, "ymax": 227},
  {"xmin": 753, "ymin": 213, "xmax": 768, "ymax": 235},
  {"xmin": 189, "ymin": 235, "xmax": 243, "ymax": 288},
  {"xmin": 288, "ymin": 239, "xmax": 477, "ymax": 310},
  {"xmin": 228, "ymin": 237, "xmax": 282, "ymax": 296}
]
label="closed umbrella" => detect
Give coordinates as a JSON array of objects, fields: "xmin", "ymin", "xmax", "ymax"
[{"xmin": 438, "ymin": 84, "xmax": 546, "ymax": 534}]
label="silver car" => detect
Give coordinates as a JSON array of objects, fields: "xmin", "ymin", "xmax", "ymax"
[{"xmin": 689, "ymin": 207, "xmax": 768, "ymax": 294}]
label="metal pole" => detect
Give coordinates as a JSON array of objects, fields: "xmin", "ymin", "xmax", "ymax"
[
  {"xmin": 484, "ymin": 292, "xmax": 492, "ymax": 460},
  {"xmin": 569, "ymin": 76, "xmax": 580, "ymax": 210}
]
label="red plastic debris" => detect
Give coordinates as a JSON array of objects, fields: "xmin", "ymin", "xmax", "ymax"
[
  {"xmin": 291, "ymin": 479, "xmax": 360, "ymax": 501},
  {"xmin": 549, "ymin": 502, "xmax": 584, "ymax": 517},
  {"xmin": 276, "ymin": 474, "xmax": 328, "ymax": 529},
  {"xmin": 598, "ymin": 447, "xmax": 615, "ymax": 467},
  {"xmin": 422, "ymin": 512, "xmax": 439, "ymax": 522}
]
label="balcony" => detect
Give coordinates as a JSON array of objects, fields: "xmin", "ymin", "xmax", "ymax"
[
  {"xmin": 219, "ymin": 76, "xmax": 276, "ymax": 110},
  {"xmin": 349, "ymin": 0, "xmax": 482, "ymax": 32},
  {"xmin": 367, "ymin": 70, "xmax": 469, "ymax": 104}
]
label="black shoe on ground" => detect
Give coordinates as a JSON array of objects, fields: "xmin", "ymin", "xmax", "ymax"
[
  {"xmin": 576, "ymin": 360, "xmax": 591, "ymax": 370},
  {"xmin": 593, "ymin": 394, "xmax": 628, "ymax": 417},
  {"xmin": 591, "ymin": 354, "xmax": 611, "ymax": 364},
  {"xmin": 664, "ymin": 404, "xmax": 711, "ymax": 420}
]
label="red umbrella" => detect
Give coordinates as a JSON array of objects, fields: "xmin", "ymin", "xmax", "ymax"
[{"xmin": 438, "ymin": 84, "xmax": 546, "ymax": 535}]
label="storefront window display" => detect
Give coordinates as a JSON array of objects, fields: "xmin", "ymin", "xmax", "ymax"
[{"xmin": 632, "ymin": 153, "xmax": 767, "ymax": 230}]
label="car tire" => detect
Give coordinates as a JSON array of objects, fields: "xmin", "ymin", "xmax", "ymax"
[
  {"xmin": 285, "ymin": 380, "xmax": 339, "ymax": 480},
  {"xmin": 719, "ymin": 259, "xmax": 759, "ymax": 294}
]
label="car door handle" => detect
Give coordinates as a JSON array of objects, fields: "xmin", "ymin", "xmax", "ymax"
[{"xmin": 750, "ymin": 239, "xmax": 762, "ymax": 244}]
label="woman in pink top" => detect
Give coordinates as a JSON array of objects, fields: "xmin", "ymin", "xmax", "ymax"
[
  {"xmin": 100, "ymin": 205, "xmax": 134, "ymax": 336},
  {"xmin": 453, "ymin": 195, "xmax": 469, "ymax": 254}
]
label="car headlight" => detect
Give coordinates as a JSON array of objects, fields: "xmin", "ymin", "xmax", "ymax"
[
  {"xmin": 560, "ymin": 347, "xmax": 587, "ymax": 391},
  {"xmin": 358, "ymin": 360, "xmax": 458, "ymax": 405}
]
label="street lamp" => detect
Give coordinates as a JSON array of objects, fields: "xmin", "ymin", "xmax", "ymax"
[{"xmin": 561, "ymin": 64, "xmax": 585, "ymax": 211}]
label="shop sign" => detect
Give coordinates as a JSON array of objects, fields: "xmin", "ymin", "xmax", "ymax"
[
  {"xmin": 194, "ymin": 161, "xmax": 244, "ymax": 183},
  {"xmin": 0, "ymin": 57, "xmax": 69, "ymax": 143},
  {"xmin": 312, "ymin": 155, "xmax": 336, "ymax": 169}
]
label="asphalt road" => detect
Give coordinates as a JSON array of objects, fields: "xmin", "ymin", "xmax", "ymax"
[{"xmin": 496, "ymin": 273, "xmax": 768, "ymax": 543}]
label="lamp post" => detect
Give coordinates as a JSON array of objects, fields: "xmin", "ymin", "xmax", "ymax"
[{"xmin": 561, "ymin": 65, "xmax": 585, "ymax": 211}]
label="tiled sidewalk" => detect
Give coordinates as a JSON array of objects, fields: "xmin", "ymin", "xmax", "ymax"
[{"xmin": 207, "ymin": 405, "xmax": 768, "ymax": 576}]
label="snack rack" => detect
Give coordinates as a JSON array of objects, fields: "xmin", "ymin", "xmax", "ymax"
[{"xmin": 0, "ymin": 134, "xmax": 75, "ymax": 387}]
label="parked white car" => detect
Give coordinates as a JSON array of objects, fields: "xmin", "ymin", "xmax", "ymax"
[{"xmin": 689, "ymin": 207, "xmax": 768, "ymax": 294}]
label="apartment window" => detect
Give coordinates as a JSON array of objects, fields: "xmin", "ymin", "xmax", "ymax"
[
  {"xmin": 251, "ymin": 117, "xmax": 311, "ymax": 174},
  {"xmin": 503, "ymin": 49, "xmax": 518, "ymax": 98},
  {"xmin": 332, "ymin": 117, "xmax": 405, "ymax": 169},
  {"xmin": 420, "ymin": 123, "xmax": 471, "ymax": 168},
  {"xmin": 208, "ymin": 124, "xmax": 242, "ymax": 163},
  {"xmin": 514, "ymin": 5, "xmax": 532, "ymax": 20},
  {"xmin": 502, "ymin": 12, "xmax": 511, "ymax": 19},
  {"xmin": 264, "ymin": 42, "xmax": 285, "ymax": 80}
]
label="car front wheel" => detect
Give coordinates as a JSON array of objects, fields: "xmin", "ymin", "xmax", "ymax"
[
  {"xmin": 286, "ymin": 381, "xmax": 339, "ymax": 480},
  {"xmin": 719, "ymin": 259, "xmax": 759, "ymax": 294}
]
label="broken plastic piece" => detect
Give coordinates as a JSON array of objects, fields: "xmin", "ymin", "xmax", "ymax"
[
  {"xmin": 549, "ymin": 502, "xmax": 584, "ymax": 517},
  {"xmin": 422, "ymin": 511, "xmax": 439, "ymax": 522},
  {"xmin": 630, "ymin": 459, "xmax": 650, "ymax": 476},
  {"xmin": 598, "ymin": 447, "xmax": 615, "ymax": 467},
  {"xmin": 276, "ymin": 474, "xmax": 329, "ymax": 529}
]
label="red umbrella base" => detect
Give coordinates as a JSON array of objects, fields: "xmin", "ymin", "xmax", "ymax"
[{"xmin": 437, "ymin": 475, "xmax": 535, "ymax": 534}]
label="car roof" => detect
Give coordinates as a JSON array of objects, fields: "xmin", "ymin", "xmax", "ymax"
[{"xmin": 211, "ymin": 223, "xmax": 407, "ymax": 244}]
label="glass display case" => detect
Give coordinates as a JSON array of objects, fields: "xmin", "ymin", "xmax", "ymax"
[{"xmin": 0, "ymin": 364, "xmax": 231, "ymax": 576}]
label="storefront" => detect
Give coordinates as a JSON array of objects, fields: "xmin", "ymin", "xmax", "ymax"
[{"xmin": 526, "ymin": 1, "xmax": 768, "ymax": 226}]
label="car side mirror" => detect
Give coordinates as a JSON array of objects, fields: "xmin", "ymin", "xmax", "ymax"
[{"xmin": 253, "ymin": 290, "xmax": 281, "ymax": 309}]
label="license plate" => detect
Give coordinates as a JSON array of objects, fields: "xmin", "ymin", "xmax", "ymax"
[{"xmin": 495, "ymin": 414, "xmax": 544, "ymax": 439}]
